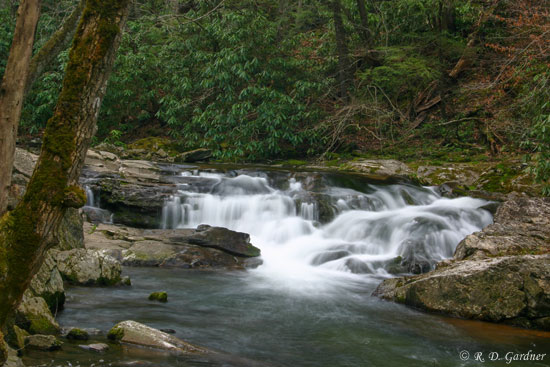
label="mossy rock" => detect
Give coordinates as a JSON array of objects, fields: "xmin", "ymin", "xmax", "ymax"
[
  {"xmin": 107, "ymin": 325, "xmax": 125, "ymax": 341},
  {"xmin": 148, "ymin": 291, "xmax": 168, "ymax": 303},
  {"xmin": 12, "ymin": 326, "xmax": 29, "ymax": 351},
  {"xmin": 127, "ymin": 137, "xmax": 178, "ymax": 156},
  {"xmin": 66, "ymin": 328, "xmax": 89, "ymax": 341}
]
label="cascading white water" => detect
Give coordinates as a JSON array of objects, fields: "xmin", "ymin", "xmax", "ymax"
[
  {"xmin": 161, "ymin": 170, "xmax": 493, "ymax": 290},
  {"xmin": 85, "ymin": 185, "xmax": 96, "ymax": 207}
]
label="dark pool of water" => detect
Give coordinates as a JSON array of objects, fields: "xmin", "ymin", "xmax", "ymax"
[{"xmin": 21, "ymin": 267, "xmax": 550, "ymax": 367}]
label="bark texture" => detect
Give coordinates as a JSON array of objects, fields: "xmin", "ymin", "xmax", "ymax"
[
  {"xmin": 0, "ymin": 0, "xmax": 41, "ymax": 216},
  {"xmin": 0, "ymin": 1, "xmax": 131, "ymax": 363}
]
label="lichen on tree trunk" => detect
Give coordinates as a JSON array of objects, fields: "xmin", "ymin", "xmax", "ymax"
[{"xmin": 0, "ymin": 0, "xmax": 131, "ymax": 363}]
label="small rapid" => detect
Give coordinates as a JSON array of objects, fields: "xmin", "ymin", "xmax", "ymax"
[{"xmin": 160, "ymin": 170, "xmax": 493, "ymax": 290}]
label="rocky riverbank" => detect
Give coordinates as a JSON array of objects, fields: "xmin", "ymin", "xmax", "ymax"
[{"xmin": 373, "ymin": 195, "xmax": 550, "ymax": 331}]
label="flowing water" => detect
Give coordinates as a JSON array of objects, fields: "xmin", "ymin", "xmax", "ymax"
[{"xmin": 24, "ymin": 167, "xmax": 550, "ymax": 367}]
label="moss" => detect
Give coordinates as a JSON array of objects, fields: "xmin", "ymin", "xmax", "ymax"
[
  {"xmin": 148, "ymin": 291, "xmax": 168, "ymax": 302},
  {"xmin": 281, "ymin": 159, "xmax": 308, "ymax": 166},
  {"xmin": 0, "ymin": 331, "xmax": 7, "ymax": 365},
  {"xmin": 107, "ymin": 326, "xmax": 124, "ymax": 341},
  {"xmin": 66, "ymin": 328, "xmax": 89, "ymax": 341},
  {"xmin": 28, "ymin": 315, "xmax": 58, "ymax": 335}
]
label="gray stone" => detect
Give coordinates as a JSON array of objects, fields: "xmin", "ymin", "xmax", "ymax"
[
  {"xmin": 28, "ymin": 249, "xmax": 65, "ymax": 312},
  {"xmin": 56, "ymin": 249, "xmax": 122, "ymax": 286},
  {"xmin": 176, "ymin": 225, "xmax": 261, "ymax": 257},
  {"xmin": 107, "ymin": 320, "xmax": 207, "ymax": 354},
  {"xmin": 24, "ymin": 335, "xmax": 62, "ymax": 351},
  {"xmin": 79, "ymin": 343, "xmax": 109, "ymax": 353},
  {"xmin": 16, "ymin": 292, "xmax": 60, "ymax": 335},
  {"xmin": 374, "ymin": 196, "xmax": 550, "ymax": 331}
]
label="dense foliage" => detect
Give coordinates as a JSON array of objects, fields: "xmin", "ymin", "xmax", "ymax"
[{"xmin": 1, "ymin": 0, "xmax": 549, "ymax": 190}]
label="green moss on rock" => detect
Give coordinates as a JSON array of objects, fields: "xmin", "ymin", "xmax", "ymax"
[
  {"xmin": 107, "ymin": 326, "xmax": 124, "ymax": 341},
  {"xmin": 66, "ymin": 328, "xmax": 89, "ymax": 341},
  {"xmin": 148, "ymin": 291, "xmax": 168, "ymax": 303}
]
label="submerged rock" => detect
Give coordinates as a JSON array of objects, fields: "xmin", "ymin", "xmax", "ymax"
[
  {"xmin": 374, "ymin": 196, "xmax": 550, "ymax": 330},
  {"xmin": 66, "ymin": 328, "xmax": 90, "ymax": 341},
  {"xmin": 148, "ymin": 291, "xmax": 168, "ymax": 302},
  {"xmin": 107, "ymin": 321, "xmax": 208, "ymax": 354},
  {"xmin": 56, "ymin": 249, "xmax": 122, "ymax": 286},
  {"xmin": 79, "ymin": 343, "xmax": 109, "ymax": 353},
  {"xmin": 24, "ymin": 335, "xmax": 62, "ymax": 351}
]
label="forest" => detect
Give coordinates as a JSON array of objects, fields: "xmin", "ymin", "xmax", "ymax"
[
  {"xmin": 0, "ymin": 1, "xmax": 549, "ymax": 366},
  {"xmin": 1, "ymin": 0, "xmax": 548, "ymax": 186}
]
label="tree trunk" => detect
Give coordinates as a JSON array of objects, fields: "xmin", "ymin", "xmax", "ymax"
[
  {"xmin": 24, "ymin": 0, "xmax": 86, "ymax": 97},
  {"xmin": 0, "ymin": 0, "xmax": 131, "ymax": 363},
  {"xmin": 356, "ymin": 0, "xmax": 370, "ymax": 46},
  {"xmin": 330, "ymin": 0, "xmax": 351, "ymax": 98},
  {"xmin": 0, "ymin": 0, "xmax": 41, "ymax": 216}
]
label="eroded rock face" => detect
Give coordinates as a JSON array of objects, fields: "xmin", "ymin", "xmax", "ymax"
[
  {"xmin": 373, "ymin": 196, "xmax": 550, "ymax": 330},
  {"xmin": 107, "ymin": 320, "xmax": 207, "ymax": 354},
  {"xmin": 177, "ymin": 225, "xmax": 261, "ymax": 257},
  {"xmin": 56, "ymin": 249, "xmax": 122, "ymax": 286}
]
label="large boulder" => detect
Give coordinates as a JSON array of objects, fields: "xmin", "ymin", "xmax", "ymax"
[
  {"xmin": 56, "ymin": 249, "xmax": 122, "ymax": 286},
  {"xmin": 28, "ymin": 250, "xmax": 65, "ymax": 312},
  {"xmin": 15, "ymin": 292, "xmax": 60, "ymax": 335},
  {"xmin": 374, "ymin": 196, "xmax": 550, "ymax": 330},
  {"xmin": 53, "ymin": 208, "xmax": 85, "ymax": 251},
  {"xmin": 178, "ymin": 225, "xmax": 261, "ymax": 257},
  {"xmin": 24, "ymin": 334, "xmax": 62, "ymax": 351},
  {"xmin": 84, "ymin": 223, "xmax": 261, "ymax": 270},
  {"xmin": 107, "ymin": 321, "xmax": 207, "ymax": 354}
]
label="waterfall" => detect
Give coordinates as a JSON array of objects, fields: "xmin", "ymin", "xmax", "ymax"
[
  {"xmin": 85, "ymin": 185, "xmax": 96, "ymax": 207},
  {"xmin": 160, "ymin": 170, "xmax": 493, "ymax": 289},
  {"xmin": 83, "ymin": 185, "xmax": 112, "ymax": 224}
]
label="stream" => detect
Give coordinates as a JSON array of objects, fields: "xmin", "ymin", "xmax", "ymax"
[{"xmin": 23, "ymin": 167, "xmax": 550, "ymax": 367}]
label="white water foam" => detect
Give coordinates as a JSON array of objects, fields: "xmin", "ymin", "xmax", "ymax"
[{"xmin": 160, "ymin": 172, "xmax": 493, "ymax": 292}]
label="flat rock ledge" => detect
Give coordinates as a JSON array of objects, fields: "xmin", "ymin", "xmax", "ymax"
[
  {"xmin": 85, "ymin": 222, "xmax": 262, "ymax": 270},
  {"xmin": 373, "ymin": 196, "xmax": 550, "ymax": 330}
]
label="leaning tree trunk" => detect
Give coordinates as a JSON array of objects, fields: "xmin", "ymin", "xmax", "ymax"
[
  {"xmin": 0, "ymin": 0, "xmax": 131, "ymax": 363},
  {"xmin": 0, "ymin": 0, "xmax": 41, "ymax": 216}
]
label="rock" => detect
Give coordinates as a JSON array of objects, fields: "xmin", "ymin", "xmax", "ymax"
[
  {"xmin": 374, "ymin": 196, "xmax": 550, "ymax": 331},
  {"xmin": 120, "ymin": 160, "xmax": 160, "ymax": 183},
  {"xmin": 454, "ymin": 197, "xmax": 550, "ymax": 261},
  {"xmin": 28, "ymin": 249, "xmax": 65, "ymax": 312},
  {"xmin": 148, "ymin": 292, "xmax": 168, "ymax": 302},
  {"xmin": 79, "ymin": 343, "xmax": 109, "ymax": 352},
  {"xmin": 56, "ymin": 249, "xmax": 122, "ymax": 286},
  {"xmin": 160, "ymin": 329, "xmax": 176, "ymax": 334},
  {"xmin": 107, "ymin": 320, "xmax": 207, "ymax": 354},
  {"xmin": 177, "ymin": 225, "xmax": 261, "ymax": 257},
  {"xmin": 175, "ymin": 148, "xmax": 212, "ymax": 163},
  {"xmin": 122, "ymin": 241, "xmax": 177, "ymax": 266},
  {"xmin": 4, "ymin": 346, "xmax": 24, "ymax": 367},
  {"xmin": 159, "ymin": 246, "xmax": 245, "ymax": 269},
  {"xmin": 12, "ymin": 325, "xmax": 29, "ymax": 351},
  {"xmin": 16, "ymin": 292, "xmax": 60, "ymax": 335},
  {"xmin": 122, "ymin": 276, "xmax": 132, "ymax": 286},
  {"xmin": 13, "ymin": 147, "xmax": 38, "ymax": 178},
  {"xmin": 85, "ymin": 149, "xmax": 121, "ymax": 175},
  {"xmin": 24, "ymin": 335, "xmax": 62, "ymax": 351},
  {"xmin": 54, "ymin": 208, "xmax": 85, "ymax": 250},
  {"xmin": 66, "ymin": 328, "xmax": 89, "ymax": 341},
  {"xmin": 374, "ymin": 255, "xmax": 550, "ymax": 329},
  {"xmin": 347, "ymin": 159, "xmax": 413, "ymax": 177}
]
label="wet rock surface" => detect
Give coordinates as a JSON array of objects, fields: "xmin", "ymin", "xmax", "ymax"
[
  {"xmin": 374, "ymin": 196, "xmax": 550, "ymax": 330},
  {"xmin": 84, "ymin": 222, "xmax": 261, "ymax": 270}
]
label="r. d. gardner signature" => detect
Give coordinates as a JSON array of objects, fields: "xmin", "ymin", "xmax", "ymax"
[{"xmin": 459, "ymin": 350, "xmax": 547, "ymax": 364}]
